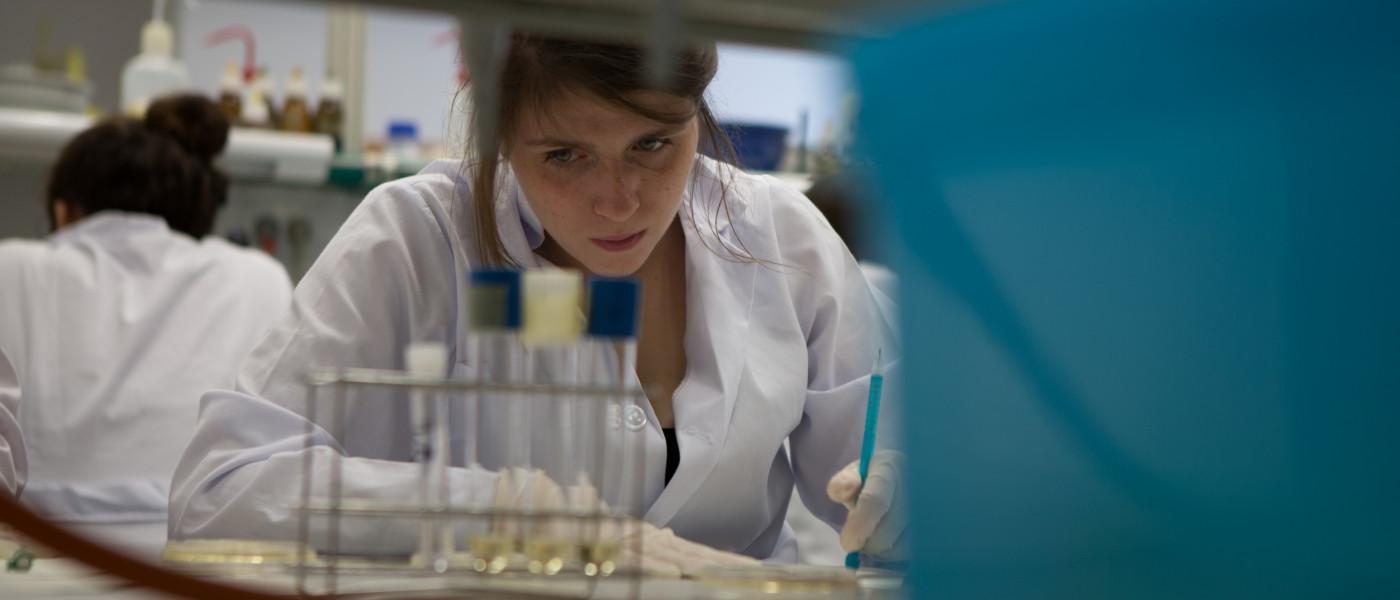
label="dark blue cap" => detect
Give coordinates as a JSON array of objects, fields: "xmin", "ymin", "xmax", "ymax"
[
  {"xmin": 586, "ymin": 277, "xmax": 640, "ymax": 339},
  {"xmin": 468, "ymin": 269, "xmax": 521, "ymax": 330},
  {"xmin": 387, "ymin": 120, "xmax": 418, "ymax": 140}
]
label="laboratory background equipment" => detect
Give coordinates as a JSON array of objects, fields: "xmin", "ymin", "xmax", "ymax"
[{"xmin": 855, "ymin": 0, "xmax": 1400, "ymax": 597}]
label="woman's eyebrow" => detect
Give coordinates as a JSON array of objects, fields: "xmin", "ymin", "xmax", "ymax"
[
  {"xmin": 522, "ymin": 136, "xmax": 585, "ymax": 147},
  {"xmin": 523, "ymin": 124, "xmax": 687, "ymax": 148},
  {"xmin": 634, "ymin": 124, "xmax": 687, "ymax": 141}
]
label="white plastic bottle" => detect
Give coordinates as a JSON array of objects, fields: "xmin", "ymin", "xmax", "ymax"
[{"xmin": 120, "ymin": 1, "xmax": 189, "ymax": 117}]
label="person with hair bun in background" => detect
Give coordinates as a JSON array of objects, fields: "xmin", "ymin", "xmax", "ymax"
[{"xmin": 0, "ymin": 94, "xmax": 293, "ymax": 560}]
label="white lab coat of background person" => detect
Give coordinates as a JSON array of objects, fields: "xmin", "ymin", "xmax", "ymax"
[
  {"xmin": 169, "ymin": 157, "xmax": 899, "ymax": 561},
  {"xmin": 1, "ymin": 345, "xmax": 24, "ymax": 498},
  {"xmin": 0, "ymin": 212, "xmax": 293, "ymax": 560}
]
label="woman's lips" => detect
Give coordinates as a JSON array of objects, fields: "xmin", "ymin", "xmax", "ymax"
[{"xmin": 591, "ymin": 230, "xmax": 645, "ymax": 252}]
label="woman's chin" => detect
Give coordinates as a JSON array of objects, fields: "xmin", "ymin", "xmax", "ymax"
[{"xmin": 583, "ymin": 259, "xmax": 644, "ymax": 278}]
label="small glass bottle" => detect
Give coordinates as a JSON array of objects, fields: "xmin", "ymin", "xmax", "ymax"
[
  {"xmin": 314, "ymin": 77, "xmax": 344, "ymax": 152},
  {"xmin": 280, "ymin": 66, "xmax": 312, "ymax": 133},
  {"xmin": 216, "ymin": 59, "xmax": 243, "ymax": 124}
]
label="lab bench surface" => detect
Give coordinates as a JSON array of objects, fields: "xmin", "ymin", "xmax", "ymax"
[{"xmin": 1, "ymin": 556, "xmax": 904, "ymax": 599}]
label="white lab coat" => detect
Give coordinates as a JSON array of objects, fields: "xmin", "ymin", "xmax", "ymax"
[
  {"xmin": 0, "ymin": 212, "xmax": 292, "ymax": 558},
  {"xmin": 169, "ymin": 158, "xmax": 897, "ymax": 560},
  {"xmin": 0, "ymin": 345, "xmax": 23, "ymax": 497}
]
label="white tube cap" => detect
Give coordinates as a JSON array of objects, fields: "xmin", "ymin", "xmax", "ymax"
[
  {"xmin": 523, "ymin": 269, "xmax": 584, "ymax": 345},
  {"xmin": 404, "ymin": 342, "xmax": 449, "ymax": 376}
]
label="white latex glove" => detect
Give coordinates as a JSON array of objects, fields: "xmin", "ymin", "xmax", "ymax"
[
  {"xmin": 827, "ymin": 450, "xmax": 907, "ymax": 559},
  {"xmin": 490, "ymin": 467, "xmax": 566, "ymax": 538},
  {"xmin": 615, "ymin": 522, "xmax": 761, "ymax": 578},
  {"xmin": 564, "ymin": 474, "xmax": 759, "ymax": 578}
]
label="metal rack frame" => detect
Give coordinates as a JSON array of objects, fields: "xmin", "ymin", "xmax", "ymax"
[{"xmin": 295, "ymin": 367, "xmax": 652, "ymax": 598}]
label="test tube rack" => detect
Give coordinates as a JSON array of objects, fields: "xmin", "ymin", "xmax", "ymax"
[{"xmin": 289, "ymin": 367, "xmax": 652, "ymax": 599}]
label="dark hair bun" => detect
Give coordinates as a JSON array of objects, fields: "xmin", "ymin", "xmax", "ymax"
[{"xmin": 144, "ymin": 94, "xmax": 230, "ymax": 161}]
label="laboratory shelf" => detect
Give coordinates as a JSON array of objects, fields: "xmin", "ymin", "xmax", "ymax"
[
  {"xmin": 0, "ymin": 106, "xmax": 334, "ymax": 186},
  {"xmin": 326, "ymin": 154, "xmax": 435, "ymax": 190},
  {"xmin": 317, "ymin": 0, "xmax": 928, "ymax": 50}
]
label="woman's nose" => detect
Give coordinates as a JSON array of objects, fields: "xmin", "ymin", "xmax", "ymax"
[{"xmin": 592, "ymin": 163, "xmax": 642, "ymax": 222}]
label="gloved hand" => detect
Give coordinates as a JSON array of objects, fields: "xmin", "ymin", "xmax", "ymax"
[
  {"xmin": 615, "ymin": 521, "xmax": 761, "ymax": 578},
  {"xmin": 490, "ymin": 467, "xmax": 566, "ymax": 538},
  {"xmin": 563, "ymin": 474, "xmax": 759, "ymax": 578},
  {"xmin": 827, "ymin": 450, "xmax": 907, "ymax": 559}
]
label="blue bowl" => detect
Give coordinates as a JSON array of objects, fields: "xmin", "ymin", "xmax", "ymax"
[{"xmin": 718, "ymin": 123, "xmax": 789, "ymax": 171}]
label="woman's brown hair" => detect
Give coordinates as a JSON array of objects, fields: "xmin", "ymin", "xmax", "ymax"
[
  {"xmin": 466, "ymin": 33, "xmax": 754, "ymax": 266},
  {"xmin": 47, "ymin": 94, "xmax": 230, "ymax": 238}
]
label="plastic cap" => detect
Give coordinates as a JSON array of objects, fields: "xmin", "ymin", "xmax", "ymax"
[
  {"xmin": 586, "ymin": 278, "xmax": 640, "ymax": 339},
  {"xmin": 523, "ymin": 269, "xmax": 584, "ymax": 345},
  {"xmin": 388, "ymin": 121, "xmax": 418, "ymax": 140},
  {"xmin": 241, "ymin": 89, "xmax": 269, "ymax": 125},
  {"xmin": 404, "ymin": 342, "xmax": 449, "ymax": 376},
  {"xmin": 140, "ymin": 20, "xmax": 174, "ymax": 57},
  {"xmin": 285, "ymin": 66, "xmax": 308, "ymax": 96},
  {"xmin": 254, "ymin": 71, "xmax": 276, "ymax": 96},
  {"xmin": 320, "ymin": 78, "xmax": 344, "ymax": 100},
  {"xmin": 220, "ymin": 59, "xmax": 242, "ymax": 91},
  {"xmin": 468, "ymin": 269, "xmax": 522, "ymax": 331}
]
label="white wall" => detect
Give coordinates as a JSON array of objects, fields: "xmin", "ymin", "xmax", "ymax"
[
  {"xmin": 362, "ymin": 8, "xmax": 460, "ymax": 148},
  {"xmin": 709, "ymin": 42, "xmax": 854, "ymax": 149}
]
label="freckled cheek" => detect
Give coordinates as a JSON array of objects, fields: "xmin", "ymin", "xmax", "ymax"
[
  {"xmin": 649, "ymin": 154, "xmax": 693, "ymax": 212},
  {"xmin": 516, "ymin": 177, "xmax": 583, "ymax": 227},
  {"xmin": 536, "ymin": 192, "xmax": 588, "ymax": 225}
]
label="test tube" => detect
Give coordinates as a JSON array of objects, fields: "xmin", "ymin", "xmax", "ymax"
[
  {"xmin": 579, "ymin": 277, "xmax": 640, "ymax": 577},
  {"xmin": 465, "ymin": 269, "xmax": 521, "ymax": 574},
  {"xmin": 404, "ymin": 342, "xmax": 449, "ymax": 573},
  {"xmin": 520, "ymin": 268, "xmax": 585, "ymax": 575}
]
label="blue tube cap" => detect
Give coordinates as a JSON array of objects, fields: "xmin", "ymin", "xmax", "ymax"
[
  {"xmin": 586, "ymin": 277, "xmax": 640, "ymax": 339},
  {"xmin": 468, "ymin": 269, "xmax": 522, "ymax": 330}
]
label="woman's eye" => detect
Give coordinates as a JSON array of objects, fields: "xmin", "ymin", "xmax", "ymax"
[
  {"xmin": 635, "ymin": 138, "xmax": 669, "ymax": 152},
  {"xmin": 545, "ymin": 148, "xmax": 578, "ymax": 164}
]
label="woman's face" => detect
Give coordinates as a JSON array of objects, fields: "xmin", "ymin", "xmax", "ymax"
[{"xmin": 507, "ymin": 89, "xmax": 699, "ymax": 277}]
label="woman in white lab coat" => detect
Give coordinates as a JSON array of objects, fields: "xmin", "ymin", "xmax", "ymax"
[
  {"xmin": 170, "ymin": 35, "xmax": 904, "ymax": 567},
  {"xmin": 0, "ymin": 96, "xmax": 292, "ymax": 559}
]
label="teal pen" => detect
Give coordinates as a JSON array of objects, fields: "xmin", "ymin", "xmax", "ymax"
[{"xmin": 846, "ymin": 350, "xmax": 885, "ymax": 569}]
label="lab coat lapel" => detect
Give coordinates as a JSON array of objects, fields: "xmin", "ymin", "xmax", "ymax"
[{"xmin": 645, "ymin": 160, "xmax": 756, "ymax": 526}]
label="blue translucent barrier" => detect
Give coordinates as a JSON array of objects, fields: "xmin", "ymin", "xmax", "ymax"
[{"xmin": 852, "ymin": 0, "xmax": 1400, "ymax": 596}]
